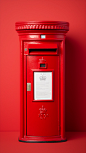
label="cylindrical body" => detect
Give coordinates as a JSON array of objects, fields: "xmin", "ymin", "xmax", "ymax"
[{"xmin": 15, "ymin": 21, "xmax": 69, "ymax": 142}]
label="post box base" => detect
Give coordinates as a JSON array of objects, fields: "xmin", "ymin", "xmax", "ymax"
[{"xmin": 18, "ymin": 136, "xmax": 67, "ymax": 143}]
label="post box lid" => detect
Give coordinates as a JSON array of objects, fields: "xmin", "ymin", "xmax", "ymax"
[{"xmin": 15, "ymin": 21, "xmax": 69, "ymax": 31}]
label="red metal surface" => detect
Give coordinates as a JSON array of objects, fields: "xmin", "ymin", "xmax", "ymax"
[
  {"xmin": 15, "ymin": 21, "xmax": 69, "ymax": 142},
  {"xmin": 26, "ymin": 56, "xmax": 58, "ymax": 136}
]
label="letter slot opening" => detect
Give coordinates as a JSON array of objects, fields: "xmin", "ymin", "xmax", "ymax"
[
  {"xmin": 29, "ymin": 48, "xmax": 57, "ymax": 55},
  {"xmin": 28, "ymin": 43, "xmax": 58, "ymax": 55}
]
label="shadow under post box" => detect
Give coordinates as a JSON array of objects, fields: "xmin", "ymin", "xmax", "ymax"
[{"xmin": 65, "ymin": 36, "xmax": 86, "ymax": 140}]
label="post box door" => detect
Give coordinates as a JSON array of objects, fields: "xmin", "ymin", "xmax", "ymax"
[{"xmin": 26, "ymin": 48, "xmax": 60, "ymax": 137}]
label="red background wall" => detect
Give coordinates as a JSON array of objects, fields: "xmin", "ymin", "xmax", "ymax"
[{"xmin": 0, "ymin": 0, "xmax": 86, "ymax": 132}]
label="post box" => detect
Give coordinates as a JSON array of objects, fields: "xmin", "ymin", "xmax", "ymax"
[{"xmin": 15, "ymin": 21, "xmax": 69, "ymax": 142}]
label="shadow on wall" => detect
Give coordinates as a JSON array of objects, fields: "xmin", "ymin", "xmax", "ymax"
[{"xmin": 65, "ymin": 36, "xmax": 86, "ymax": 132}]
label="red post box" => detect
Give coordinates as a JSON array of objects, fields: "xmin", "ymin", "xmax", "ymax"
[{"xmin": 15, "ymin": 21, "xmax": 69, "ymax": 142}]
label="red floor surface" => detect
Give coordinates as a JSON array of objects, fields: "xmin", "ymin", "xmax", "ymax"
[{"xmin": 0, "ymin": 132, "xmax": 86, "ymax": 153}]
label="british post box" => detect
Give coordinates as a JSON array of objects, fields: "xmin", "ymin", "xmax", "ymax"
[{"xmin": 15, "ymin": 21, "xmax": 69, "ymax": 142}]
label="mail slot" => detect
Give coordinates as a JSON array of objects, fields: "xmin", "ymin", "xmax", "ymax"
[{"xmin": 15, "ymin": 21, "xmax": 69, "ymax": 142}]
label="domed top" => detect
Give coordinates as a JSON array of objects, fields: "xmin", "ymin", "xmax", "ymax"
[{"xmin": 15, "ymin": 21, "xmax": 69, "ymax": 31}]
